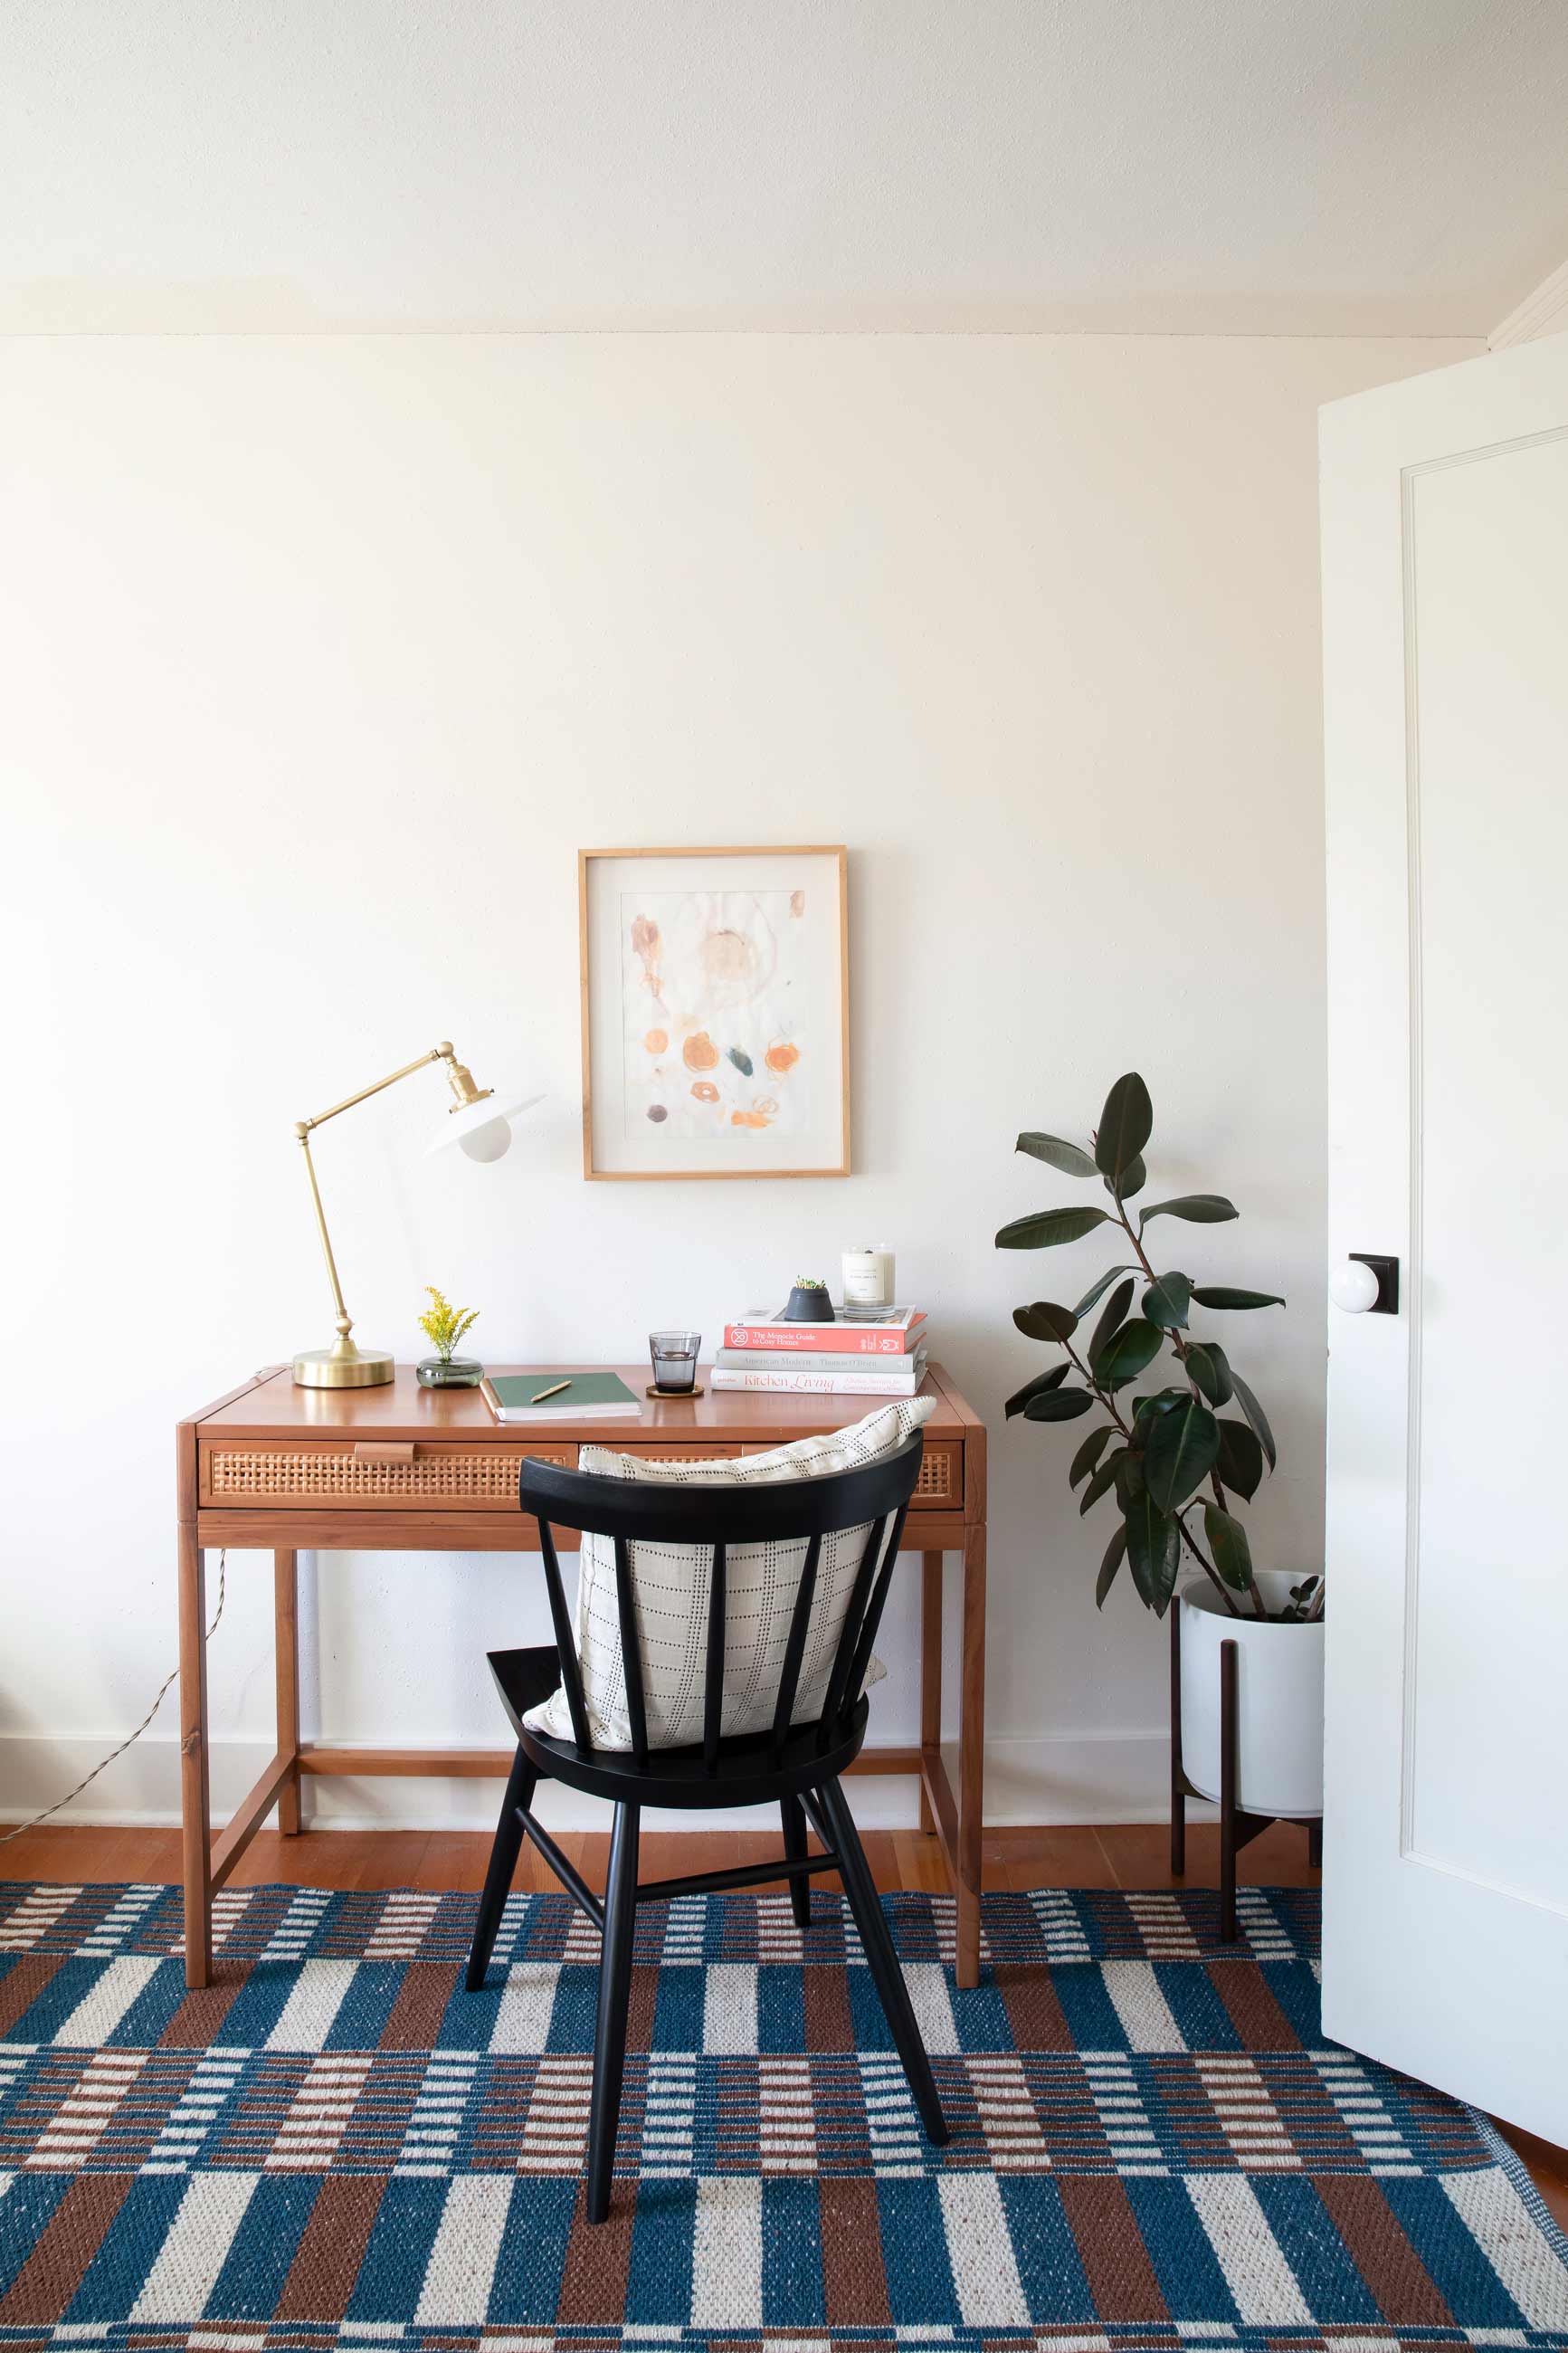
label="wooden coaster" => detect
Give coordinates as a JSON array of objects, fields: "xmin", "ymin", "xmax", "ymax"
[{"xmin": 647, "ymin": 1383, "xmax": 706, "ymax": 1400}]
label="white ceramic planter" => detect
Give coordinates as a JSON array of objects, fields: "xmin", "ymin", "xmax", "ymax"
[{"xmin": 1178, "ymin": 1568, "xmax": 1325, "ymax": 1819}]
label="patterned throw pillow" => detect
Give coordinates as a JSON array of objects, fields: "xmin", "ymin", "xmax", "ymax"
[{"xmin": 523, "ymin": 1396, "xmax": 935, "ymax": 1751}]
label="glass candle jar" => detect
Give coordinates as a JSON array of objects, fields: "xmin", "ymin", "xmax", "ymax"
[{"xmin": 841, "ymin": 1245, "xmax": 895, "ymax": 1311}]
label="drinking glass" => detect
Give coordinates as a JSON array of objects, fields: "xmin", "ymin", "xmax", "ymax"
[{"xmin": 649, "ymin": 1330, "xmax": 701, "ymax": 1393}]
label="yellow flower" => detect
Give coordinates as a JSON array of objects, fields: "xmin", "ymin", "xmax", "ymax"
[{"xmin": 417, "ymin": 1285, "xmax": 480, "ymax": 1359}]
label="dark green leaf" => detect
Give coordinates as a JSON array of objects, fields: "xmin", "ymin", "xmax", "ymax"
[
  {"xmin": 1072, "ymin": 1262, "xmax": 1140, "ymax": 1316},
  {"xmin": 1080, "ymin": 1451, "xmax": 1126, "ymax": 1514},
  {"xmin": 1190, "ymin": 1286, "xmax": 1285, "ymax": 1310},
  {"xmin": 1004, "ymin": 1363, "xmax": 1070, "ymax": 1418},
  {"xmin": 1012, "ymin": 1300, "xmax": 1079, "ymax": 1343},
  {"xmin": 1133, "ymin": 1386, "xmax": 1189, "ymax": 1424},
  {"xmin": 1229, "ymin": 1368, "xmax": 1278, "ymax": 1471},
  {"xmin": 1215, "ymin": 1418, "xmax": 1265, "ymax": 1500},
  {"xmin": 1202, "ymin": 1501, "xmax": 1255, "ymax": 1592},
  {"xmin": 1096, "ymin": 1522, "xmax": 1127, "ymax": 1608},
  {"xmin": 1088, "ymin": 1276, "xmax": 1136, "ymax": 1370},
  {"xmin": 1094, "ymin": 1318, "xmax": 1166, "ymax": 1390},
  {"xmin": 1138, "ymin": 1194, "xmax": 1239, "ymax": 1228},
  {"xmin": 1141, "ymin": 1272, "xmax": 1193, "ymax": 1329},
  {"xmin": 1095, "ymin": 1072, "xmax": 1153, "ymax": 1185},
  {"xmin": 1143, "ymin": 1396, "xmax": 1221, "ymax": 1510},
  {"xmin": 996, "ymin": 1205, "xmax": 1112, "ymax": 1250},
  {"xmin": 1116, "ymin": 1152, "xmax": 1146, "ymax": 1199},
  {"xmin": 1022, "ymin": 1386, "xmax": 1094, "ymax": 1423},
  {"xmin": 1114, "ymin": 1450, "xmax": 1146, "ymax": 1510},
  {"xmin": 1124, "ymin": 1492, "xmax": 1181, "ymax": 1615},
  {"xmin": 1183, "ymin": 1341, "xmax": 1233, "ymax": 1406},
  {"xmin": 1069, "ymin": 1424, "xmax": 1113, "ymax": 1489},
  {"xmin": 1016, "ymin": 1131, "xmax": 1098, "ymax": 1178}
]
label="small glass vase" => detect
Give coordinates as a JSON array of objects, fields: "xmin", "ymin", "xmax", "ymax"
[{"xmin": 416, "ymin": 1356, "xmax": 484, "ymax": 1388}]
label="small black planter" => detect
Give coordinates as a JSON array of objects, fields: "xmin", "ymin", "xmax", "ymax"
[{"xmin": 785, "ymin": 1283, "xmax": 835, "ymax": 1322}]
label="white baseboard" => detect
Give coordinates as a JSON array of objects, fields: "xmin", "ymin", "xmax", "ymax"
[{"xmin": 0, "ymin": 1729, "xmax": 1211, "ymax": 1836}]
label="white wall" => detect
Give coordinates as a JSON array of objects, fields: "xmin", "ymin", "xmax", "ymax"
[{"xmin": 0, "ymin": 329, "xmax": 1477, "ymax": 1832}]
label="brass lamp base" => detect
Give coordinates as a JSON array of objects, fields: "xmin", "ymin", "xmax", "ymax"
[{"xmin": 292, "ymin": 1340, "xmax": 395, "ymax": 1389}]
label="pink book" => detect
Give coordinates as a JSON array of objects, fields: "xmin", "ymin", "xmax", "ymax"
[{"xmin": 722, "ymin": 1306, "xmax": 927, "ymax": 1355}]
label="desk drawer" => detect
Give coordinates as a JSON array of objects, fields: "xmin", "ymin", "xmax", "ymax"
[{"xmin": 199, "ymin": 1441, "xmax": 575, "ymax": 1509}]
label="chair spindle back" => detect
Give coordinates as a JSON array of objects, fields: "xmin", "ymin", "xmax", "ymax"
[{"xmin": 519, "ymin": 1433, "xmax": 925, "ymax": 1767}]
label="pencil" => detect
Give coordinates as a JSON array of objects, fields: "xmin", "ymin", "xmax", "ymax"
[{"xmin": 530, "ymin": 1379, "xmax": 571, "ymax": 1403}]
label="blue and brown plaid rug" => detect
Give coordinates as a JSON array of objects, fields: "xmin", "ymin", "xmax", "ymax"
[{"xmin": 1, "ymin": 1880, "xmax": 1564, "ymax": 2351}]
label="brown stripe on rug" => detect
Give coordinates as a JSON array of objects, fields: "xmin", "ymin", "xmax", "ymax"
[
  {"xmin": 803, "ymin": 1960, "xmax": 854, "ymax": 2049},
  {"xmin": 1205, "ymin": 1956, "xmax": 1301, "ymax": 2048},
  {"xmin": 0, "ymin": 1955, "xmax": 63, "ymax": 2038},
  {"xmin": 993, "ymin": 1960, "xmax": 1076, "ymax": 2048},
  {"xmin": 157, "ymin": 1975, "xmax": 245, "ymax": 2049},
  {"xmin": 377, "ymin": 1963, "xmax": 458, "ymax": 2050},
  {"xmin": 556, "ymin": 2181, "xmax": 634, "ymax": 2320},
  {"xmin": 1059, "ymin": 2174, "xmax": 1171, "ymax": 2321},
  {"xmin": 275, "ymin": 2175, "xmax": 385, "ymax": 2323},
  {"xmin": 1312, "ymin": 2171, "xmax": 1458, "ymax": 2326},
  {"xmin": 819, "ymin": 2176, "xmax": 892, "ymax": 2327},
  {"xmin": 624, "ymin": 1962, "xmax": 660, "ymax": 2051},
  {"xmin": 0, "ymin": 2174, "xmax": 133, "ymax": 2323}
]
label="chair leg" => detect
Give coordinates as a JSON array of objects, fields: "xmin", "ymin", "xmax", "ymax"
[
  {"xmin": 781, "ymin": 1794, "xmax": 812, "ymax": 1929},
  {"xmin": 466, "ymin": 1746, "xmax": 537, "ymax": 1992},
  {"xmin": 815, "ymin": 1777, "xmax": 949, "ymax": 2146},
  {"xmin": 587, "ymin": 1801, "xmax": 641, "ymax": 2224}
]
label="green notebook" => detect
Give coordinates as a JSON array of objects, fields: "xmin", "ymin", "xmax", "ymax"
[{"xmin": 481, "ymin": 1371, "xmax": 642, "ymax": 1423}]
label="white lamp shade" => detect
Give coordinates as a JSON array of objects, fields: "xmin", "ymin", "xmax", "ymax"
[{"xmin": 426, "ymin": 1089, "xmax": 545, "ymax": 1161}]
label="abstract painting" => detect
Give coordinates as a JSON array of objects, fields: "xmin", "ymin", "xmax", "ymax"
[{"xmin": 580, "ymin": 847, "xmax": 849, "ymax": 1178}]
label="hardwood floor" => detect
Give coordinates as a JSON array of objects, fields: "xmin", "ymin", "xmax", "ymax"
[
  {"xmin": 4, "ymin": 1818, "xmax": 1562, "ymax": 2231},
  {"xmin": 0, "ymin": 1815, "xmax": 1326, "ymax": 1896}
]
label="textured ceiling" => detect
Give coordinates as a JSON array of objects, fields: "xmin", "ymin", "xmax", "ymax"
[{"xmin": 5, "ymin": 0, "xmax": 1566, "ymax": 337}]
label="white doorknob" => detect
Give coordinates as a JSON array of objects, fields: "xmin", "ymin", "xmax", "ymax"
[{"xmin": 1330, "ymin": 1259, "xmax": 1381, "ymax": 1313}]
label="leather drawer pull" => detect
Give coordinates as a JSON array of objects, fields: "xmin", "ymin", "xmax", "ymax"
[{"xmin": 352, "ymin": 1443, "xmax": 416, "ymax": 1464}]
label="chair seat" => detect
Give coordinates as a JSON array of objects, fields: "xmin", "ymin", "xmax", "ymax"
[{"xmin": 489, "ymin": 1645, "xmax": 870, "ymax": 1810}]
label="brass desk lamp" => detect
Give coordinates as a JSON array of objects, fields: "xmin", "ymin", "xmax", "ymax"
[{"xmin": 293, "ymin": 1041, "xmax": 542, "ymax": 1388}]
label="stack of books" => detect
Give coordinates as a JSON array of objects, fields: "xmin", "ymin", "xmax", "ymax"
[{"xmin": 714, "ymin": 1305, "xmax": 928, "ymax": 1396}]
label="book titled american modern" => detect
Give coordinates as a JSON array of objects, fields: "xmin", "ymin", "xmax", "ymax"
[
  {"xmin": 480, "ymin": 1372, "xmax": 642, "ymax": 1423},
  {"xmin": 717, "ymin": 1343, "xmax": 928, "ymax": 1375},
  {"xmin": 712, "ymin": 1352, "xmax": 928, "ymax": 1397},
  {"xmin": 722, "ymin": 1306, "xmax": 927, "ymax": 1355}
]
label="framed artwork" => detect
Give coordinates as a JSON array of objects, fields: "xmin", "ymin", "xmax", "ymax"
[{"xmin": 579, "ymin": 845, "xmax": 851, "ymax": 1179}]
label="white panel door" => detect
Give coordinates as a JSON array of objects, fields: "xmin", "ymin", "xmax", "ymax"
[{"xmin": 1320, "ymin": 331, "xmax": 1568, "ymax": 2141}]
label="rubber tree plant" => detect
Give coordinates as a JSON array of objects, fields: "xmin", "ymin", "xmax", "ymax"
[{"xmin": 996, "ymin": 1072, "xmax": 1321, "ymax": 1624}]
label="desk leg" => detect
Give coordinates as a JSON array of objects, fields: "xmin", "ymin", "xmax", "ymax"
[
  {"xmin": 177, "ymin": 1525, "xmax": 213, "ymax": 1989},
  {"xmin": 275, "ymin": 1550, "xmax": 301, "ymax": 1836},
  {"xmin": 918, "ymin": 1550, "xmax": 943, "ymax": 1835},
  {"xmin": 955, "ymin": 1522, "xmax": 986, "ymax": 1990}
]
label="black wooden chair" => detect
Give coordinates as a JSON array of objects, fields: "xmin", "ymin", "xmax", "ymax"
[{"xmin": 465, "ymin": 1431, "xmax": 950, "ymax": 2219}]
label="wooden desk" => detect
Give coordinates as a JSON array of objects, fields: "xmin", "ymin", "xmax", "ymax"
[{"xmin": 177, "ymin": 1363, "xmax": 989, "ymax": 1987}]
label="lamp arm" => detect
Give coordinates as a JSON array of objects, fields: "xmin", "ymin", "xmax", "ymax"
[
  {"xmin": 293, "ymin": 1043, "xmax": 492, "ymax": 1346},
  {"xmin": 299, "ymin": 1042, "xmax": 456, "ymax": 1134}
]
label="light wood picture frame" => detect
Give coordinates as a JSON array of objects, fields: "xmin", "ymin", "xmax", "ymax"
[{"xmin": 579, "ymin": 846, "xmax": 851, "ymax": 1180}]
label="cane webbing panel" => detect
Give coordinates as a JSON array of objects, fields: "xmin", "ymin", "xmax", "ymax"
[
  {"xmin": 204, "ymin": 1438, "xmax": 955, "ymax": 1508},
  {"xmin": 912, "ymin": 1445, "xmax": 955, "ymax": 1501},
  {"xmin": 205, "ymin": 1446, "xmax": 567, "ymax": 1502}
]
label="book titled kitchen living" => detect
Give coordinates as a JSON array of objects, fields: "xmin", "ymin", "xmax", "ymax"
[{"xmin": 722, "ymin": 1306, "xmax": 927, "ymax": 1355}]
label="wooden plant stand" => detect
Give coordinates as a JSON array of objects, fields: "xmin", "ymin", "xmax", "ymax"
[{"xmin": 1169, "ymin": 1601, "xmax": 1321, "ymax": 1941}]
